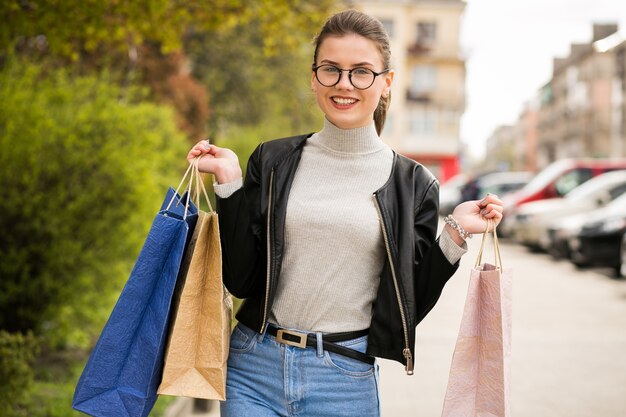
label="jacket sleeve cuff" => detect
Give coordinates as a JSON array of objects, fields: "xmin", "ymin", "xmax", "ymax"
[
  {"xmin": 438, "ymin": 226, "xmax": 468, "ymax": 264},
  {"xmin": 213, "ymin": 177, "xmax": 243, "ymax": 199}
]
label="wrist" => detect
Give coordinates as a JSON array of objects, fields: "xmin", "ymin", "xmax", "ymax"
[
  {"xmin": 213, "ymin": 161, "xmax": 242, "ymax": 184},
  {"xmin": 443, "ymin": 215, "xmax": 472, "ymax": 243},
  {"xmin": 444, "ymin": 224, "xmax": 466, "ymax": 246}
]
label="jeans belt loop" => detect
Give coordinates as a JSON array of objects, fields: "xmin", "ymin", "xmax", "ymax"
[{"xmin": 316, "ymin": 332, "xmax": 324, "ymax": 358}]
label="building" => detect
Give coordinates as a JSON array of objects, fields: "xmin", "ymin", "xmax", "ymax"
[
  {"xmin": 536, "ymin": 26, "xmax": 616, "ymax": 168},
  {"xmin": 485, "ymin": 23, "xmax": 626, "ymax": 172},
  {"xmin": 351, "ymin": 0, "xmax": 467, "ymax": 182},
  {"xmin": 485, "ymin": 98, "xmax": 539, "ymax": 173}
]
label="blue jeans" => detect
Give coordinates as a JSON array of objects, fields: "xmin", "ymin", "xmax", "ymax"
[{"xmin": 221, "ymin": 323, "xmax": 381, "ymax": 417}]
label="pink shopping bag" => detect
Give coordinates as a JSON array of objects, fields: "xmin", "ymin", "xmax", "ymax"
[{"xmin": 442, "ymin": 222, "xmax": 512, "ymax": 417}]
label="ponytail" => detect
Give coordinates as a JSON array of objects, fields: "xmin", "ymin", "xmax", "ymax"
[{"xmin": 374, "ymin": 93, "xmax": 391, "ymax": 136}]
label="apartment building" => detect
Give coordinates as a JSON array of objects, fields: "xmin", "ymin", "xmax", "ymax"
[
  {"xmin": 351, "ymin": 0, "xmax": 466, "ymax": 181},
  {"xmin": 488, "ymin": 23, "xmax": 626, "ymax": 172}
]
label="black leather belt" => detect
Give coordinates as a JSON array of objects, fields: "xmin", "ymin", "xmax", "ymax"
[{"xmin": 266, "ymin": 324, "xmax": 375, "ymax": 365}]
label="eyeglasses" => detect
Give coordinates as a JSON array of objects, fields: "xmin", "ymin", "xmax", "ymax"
[{"xmin": 312, "ymin": 64, "xmax": 390, "ymax": 90}]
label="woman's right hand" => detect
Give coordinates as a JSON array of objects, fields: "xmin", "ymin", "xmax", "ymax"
[{"xmin": 187, "ymin": 139, "xmax": 242, "ymax": 184}]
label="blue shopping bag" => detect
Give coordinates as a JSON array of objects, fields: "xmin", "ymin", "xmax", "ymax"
[{"xmin": 73, "ymin": 186, "xmax": 198, "ymax": 417}]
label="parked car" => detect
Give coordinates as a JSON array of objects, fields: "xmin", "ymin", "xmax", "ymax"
[
  {"xmin": 569, "ymin": 207, "xmax": 626, "ymax": 277},
  {"xmin": 510, "ymin": 170, "xmax": 626, "ymax": 249},
  {"xmin": 546, "ymin": 191, "xmax": 626, "ymax": 259},
  {"xmin": 475, "ymin": 171, "xmax": 533, "ymax": 198},
  {"xmin": 500, "ymin": 158, "xmax": 626, "ymax": 236},
  {"xmin": 439, "ymin": 171, "xmax": 531, "ymax": 215}
]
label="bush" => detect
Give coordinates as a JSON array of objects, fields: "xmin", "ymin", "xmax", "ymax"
[
  {"xmin": 0, "ymin": 331, "xmax": 39, "ymax": 417},
  {"xmin": 0, "ymin": 60, "xmax": 189, "ymax": 416},
  {"xmin": 0, "ymin": 60, "xmax": 189, "ymax": 346}
]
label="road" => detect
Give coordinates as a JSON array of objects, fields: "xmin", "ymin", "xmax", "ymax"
[{"xmin": 167, "ymin": 238, "xmax": 626, "ymax": 417}]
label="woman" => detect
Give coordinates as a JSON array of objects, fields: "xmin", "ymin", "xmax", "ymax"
[{"xmin": 187, "ymin": 9, "xmax": 503, "ymax": 417}]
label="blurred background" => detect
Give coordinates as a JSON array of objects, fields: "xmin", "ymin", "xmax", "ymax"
[{"xmin": 1, "ymin": 0, "xmax": 626, "ymax": 416}]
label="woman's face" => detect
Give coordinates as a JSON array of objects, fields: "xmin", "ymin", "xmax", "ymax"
[{"xmin": 312, "ymin": 33, "xmax": 394, "ymax": 131}]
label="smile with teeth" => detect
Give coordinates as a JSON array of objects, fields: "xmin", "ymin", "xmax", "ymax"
[{"xmin": 332, "ymin": 97, "xmax": 357, "ymax": 105}]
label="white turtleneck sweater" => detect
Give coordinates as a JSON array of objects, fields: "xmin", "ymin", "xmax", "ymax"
[{"xmin": 214, "ymin": 119, "xmax": 466, "ymax": 333}]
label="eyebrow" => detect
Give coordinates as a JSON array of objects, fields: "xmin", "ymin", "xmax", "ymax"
[{"xmin": 320, "ymin": 59, "xmax": 375, "ymax": 67}]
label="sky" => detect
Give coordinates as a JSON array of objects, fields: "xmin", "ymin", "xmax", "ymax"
[{"xmin": 460, "ymin": 0, "xmax": 626, "ymax": 159}]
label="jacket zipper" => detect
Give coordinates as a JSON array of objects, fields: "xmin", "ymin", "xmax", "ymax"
[
  {"xmin": 260, "ymin": 168, "xmax": 275, "ymax": 334},
  {"xmin": 373, "ymin": 194, "xmax": 414, "ymax": 375}
]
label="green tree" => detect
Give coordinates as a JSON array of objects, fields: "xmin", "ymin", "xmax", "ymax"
[{"xmin": 0, "ymin": 0, "xmax": 336, "ymax": 142}]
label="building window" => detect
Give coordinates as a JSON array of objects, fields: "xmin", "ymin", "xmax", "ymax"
[
  {"xmin": 379, "ymin": 18, "xmax": 394, "ymax": 38},
  {"xmin": 416, "ymin": 21, "xmax": 437, "ymax": 46},
  {"xmin": 410, "ymin": 108, "xmax": 437, "ymax": 136},
  {"xmin": 410, "ymin": 65, "xmax": 437, "ymax": 95}
]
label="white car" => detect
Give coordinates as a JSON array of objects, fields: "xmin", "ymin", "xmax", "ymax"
[
  {"xmin": 510, "ymin": 170, "xmax": 626, "ymax": 249},
  {"xmin": 545, "ymin": 192, "xmax": 626, "ymax": 258}
]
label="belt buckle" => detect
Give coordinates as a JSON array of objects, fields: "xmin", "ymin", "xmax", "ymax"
[{"xmin": 276, "ymin": 329, "xmax": 307, "ymax": 348}]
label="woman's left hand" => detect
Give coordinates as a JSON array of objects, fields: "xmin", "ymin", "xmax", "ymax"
[{"xmin": 451, "ymin": 193, "xmax": 504, "ymax": 236}]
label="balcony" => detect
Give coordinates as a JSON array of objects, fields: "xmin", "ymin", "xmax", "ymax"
[
  {"xmin": 407, "ymin": 42, "xmax": 434, "ymax": 56},
  {"xmin": 406, "ymin": 90, "xmax": 432, "ymax": 102}
]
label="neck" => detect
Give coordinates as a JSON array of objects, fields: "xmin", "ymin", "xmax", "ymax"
[{"xmin": 314, "ymin": 118, "xmax": 383, "ymax": 155}]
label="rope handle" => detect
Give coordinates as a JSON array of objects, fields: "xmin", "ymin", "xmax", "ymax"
[
  {"xmin": 190, "ymin": 156, "xmax": 214, "ymax": 213},
  {"xmin": 164, "ymin": 157, "xmax": 215, "ymax": 218},
  {"xmin": 475, "ymin": 219, "xmax": 503, "ymax": 269}
]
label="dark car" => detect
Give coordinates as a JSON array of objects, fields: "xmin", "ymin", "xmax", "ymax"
[{"xmin": 569, "ymin": 211, "xmax": 626, "ymax": 277}]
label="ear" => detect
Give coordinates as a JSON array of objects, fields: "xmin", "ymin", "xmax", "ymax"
[
  {"xmin": 311, "ymin": 71, "xmax": 317, "ymax": 92},
  {"xmin": 382, "ymin": 69, "xmax": 394, "ymax": 97}
]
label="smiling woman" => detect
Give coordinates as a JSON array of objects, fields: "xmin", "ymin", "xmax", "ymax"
[{"xmin": 184, "ymin": 9, "xmax": 504, "ymax": 416}]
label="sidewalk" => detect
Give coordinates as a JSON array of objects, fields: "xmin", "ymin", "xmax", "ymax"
[{"xmin": 165, "ymin": 398, "xmax": 219, "ymax": 417}]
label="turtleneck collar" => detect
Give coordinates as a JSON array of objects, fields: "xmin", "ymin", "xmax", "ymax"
[{"xmin": 312, "ymin": 118, "xmax": 385, "ymax": 155}]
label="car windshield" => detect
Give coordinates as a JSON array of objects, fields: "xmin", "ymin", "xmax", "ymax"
[
  {"xmin": 517, "ymin": 160, "xmax": 572, "ymax": 196},
  {"xmin": 565, "ymin": 173, "xmax": 626, "ymax": 202},
  {"xmin": 604, "ymin": 192, "xmax": 626, "ymax": 215}
]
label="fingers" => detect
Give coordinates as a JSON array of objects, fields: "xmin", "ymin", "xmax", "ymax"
[
  {"xmin": 478, "ymin": 193, "xmax": 504, "ymax": 221},
  {"xmin": 479, "ymin": 193, "xmax": 503, "ymax": 207},
  {"xmin": 187, "ymin": 139, "xmax": 214, "ymax": 161}
]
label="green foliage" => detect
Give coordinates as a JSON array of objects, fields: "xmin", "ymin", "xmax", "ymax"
[
  {"xmin": 185, "ymin": 15, "xmax": 326, "ymax": 147},
  {"xmin": 0, "ymin": 0, "xmax": 335, "ymax": 62},
  {"xmin": 0, "ymin": 331, "xmax": 39, "ymax": 417},
  {"xmin": 0, "ymin": 60, "xmax": 189, "ymax": 349}
]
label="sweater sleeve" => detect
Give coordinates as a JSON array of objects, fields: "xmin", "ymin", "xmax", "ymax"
[
  {"xmin": 438, "ymin": 227, "xmax": 468, "ymax": 264},
  {"xmin": 213, "ymin": 178, "xmax": 243, "ymax": 198}
]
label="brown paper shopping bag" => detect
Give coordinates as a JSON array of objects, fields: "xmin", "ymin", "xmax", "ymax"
[
  {"xmin": 442, "ymin": 221, "xmax": 512, "ymax": 417},
  {"xmin": 158, "ymin": 159, "xmax": 233, "ymax": 400}
]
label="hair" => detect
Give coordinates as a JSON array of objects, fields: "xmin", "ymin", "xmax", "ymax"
[{"xmin": 313, "ymin": 10, "xmax": 392, "ymax": 136}]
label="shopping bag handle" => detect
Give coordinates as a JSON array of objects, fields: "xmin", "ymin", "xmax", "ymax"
[
  {"xmin": 190, "ymin": 156, "xmax": 214, "ymax": 213},
  {"xmin": 165, "ymin": 161, "xmax": 196, "ymax": 219},
  {"xmin": 475, "ymin": 219, "xmax": 503, "ymax": 269}
]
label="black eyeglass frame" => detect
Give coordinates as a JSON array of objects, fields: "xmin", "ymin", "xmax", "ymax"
[{"xmin": 312, "ymin": 64, "xmax": 391, "ymax": 90}]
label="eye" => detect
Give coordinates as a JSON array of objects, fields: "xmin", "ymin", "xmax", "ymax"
[
  {"xmin": 352, "ymin": 68, "xmax": 372, "ymax": 76},
  {"xmin": 321, "ymin": 65, "xmax": 341, "ymax": 73}
]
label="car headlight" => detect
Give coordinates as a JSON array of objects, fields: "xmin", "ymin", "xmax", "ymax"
[{"xmin": 600, "ymin": 217, "xmax": 626, "ymax": 233}]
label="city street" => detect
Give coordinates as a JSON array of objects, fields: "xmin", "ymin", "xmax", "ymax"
[{"xmin": 168, "ymin": 236, "xmax": 626, "ymax": 417}]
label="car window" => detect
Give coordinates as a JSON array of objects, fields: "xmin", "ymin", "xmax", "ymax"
[
  {"xmin": 609, "ymin": 183, "xmax": 626, "ymax": 200},
  {"xmin": 554, "ymin": 168, "xmax": 593, "ymax": 196}
]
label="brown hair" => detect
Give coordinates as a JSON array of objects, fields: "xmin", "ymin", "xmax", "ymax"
[{"xmin": 313, "ymin": 10, "xmax": 392, "ymax": 136}]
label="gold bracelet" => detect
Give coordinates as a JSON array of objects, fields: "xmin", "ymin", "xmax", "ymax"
[{"xmin": 443, "ymin": 215, "xmax": 472, "ymax": 240}]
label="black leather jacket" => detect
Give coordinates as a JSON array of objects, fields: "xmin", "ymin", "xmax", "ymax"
[{"xmin": 216, "ymin": 133, "xmax": 459, "ymax": 374}]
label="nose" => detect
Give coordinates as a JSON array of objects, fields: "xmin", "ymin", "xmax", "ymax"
[{"xmin": 335, "ymin": 70, "xmax": 353, "ymax": 90}]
